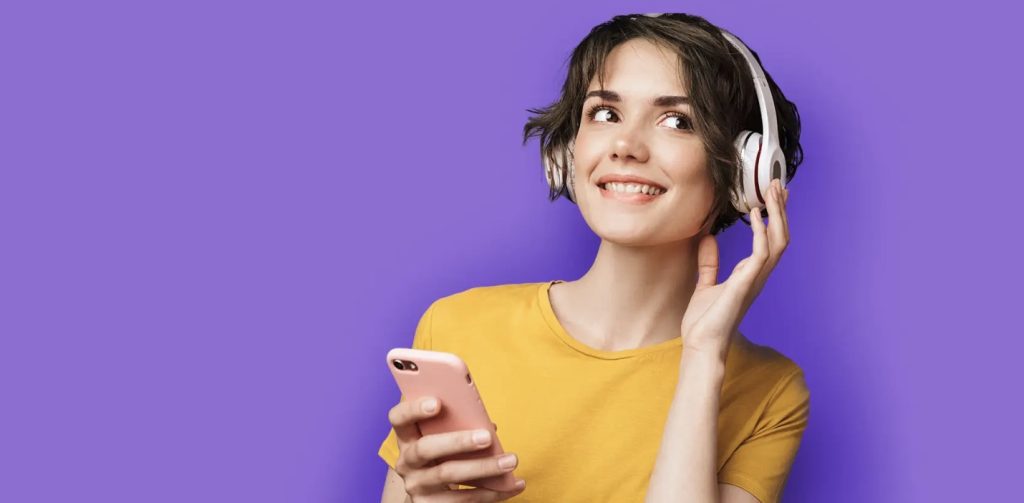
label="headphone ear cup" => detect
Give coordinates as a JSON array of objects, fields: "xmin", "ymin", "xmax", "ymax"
[
  {"xmin": 566, "ymin": 150, "xmax": 576, "ymax": 203},
  {"xmin": 732, "ymin": 130, "xmax": 763, "ymax": 213},
  {"xmin": 542, "ymin": 145, "xmax": 576, "ymax": 203},
  {"xmin": 543, "ymin": 147, "xmax": 564, "ymax": 192}
]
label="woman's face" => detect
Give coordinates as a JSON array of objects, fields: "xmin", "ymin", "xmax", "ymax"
[{"xmin": 572, "ymin": 38, "xmax": 715, "ymax": 246}]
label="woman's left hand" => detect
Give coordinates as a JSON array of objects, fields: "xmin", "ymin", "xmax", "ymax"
[{"xmin": 680, "ymin": 179, "xmax": 790, "ymax": 359}]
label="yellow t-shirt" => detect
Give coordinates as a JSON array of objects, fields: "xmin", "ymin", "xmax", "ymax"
[{"xmin": 379, "ymin": 280, "xmax": 810, "ymax": 503}]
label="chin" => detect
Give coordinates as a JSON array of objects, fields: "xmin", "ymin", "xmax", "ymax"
[
  {"xmin": 591, "ymin": 223, "xmax": 665, "ymax": 247},
  {"xmin": 588, "ymin": 216, "xmax": 703, "ymax": 247}
]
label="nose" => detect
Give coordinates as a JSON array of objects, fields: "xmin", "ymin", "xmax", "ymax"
[{"xmin": 610, "ymin": 123, "xmax": 650, "ymax": 163}]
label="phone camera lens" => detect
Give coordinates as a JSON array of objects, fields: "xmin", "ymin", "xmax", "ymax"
[{"xmin": 393, "ymin": 360, "xmax": 405, "ymax": 370}]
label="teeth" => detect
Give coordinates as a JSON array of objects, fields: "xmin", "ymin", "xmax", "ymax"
[{"xmin": 601, "ymin": 182, "xmax": 664, "ymax": 195}]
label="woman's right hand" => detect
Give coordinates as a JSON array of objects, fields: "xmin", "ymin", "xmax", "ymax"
[{"xmin": 388, "ymin": 396, "xmax": 526, "ymax": 501}]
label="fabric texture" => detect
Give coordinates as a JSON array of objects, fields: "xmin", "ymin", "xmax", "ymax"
[{"xmin": 379, "ymin": 281, "xmax": 810, "ymax": 503}]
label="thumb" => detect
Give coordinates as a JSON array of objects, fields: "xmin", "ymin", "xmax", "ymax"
[{"xmin": 696, "ymin": 233, "xmax": 719, "ymax": 289}]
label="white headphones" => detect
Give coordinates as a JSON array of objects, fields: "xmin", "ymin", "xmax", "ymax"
[{"xmin": 542, "ymin": 14, "xmax": 786, "ymax": 214}]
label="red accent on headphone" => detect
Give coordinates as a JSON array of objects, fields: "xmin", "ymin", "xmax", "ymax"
[{"xmin": 753, "ymin": 139, "xmax": 765, "ymax": 207}]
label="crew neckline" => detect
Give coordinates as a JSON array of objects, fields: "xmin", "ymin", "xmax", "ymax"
[{"xmin": 536, "ymin": 280, "xmax": 684, "ymax": 360}]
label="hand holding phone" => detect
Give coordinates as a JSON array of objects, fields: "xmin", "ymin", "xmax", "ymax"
[{"xmin": 386, "ymin": 348, "xmax": 526, "ymax": 498}]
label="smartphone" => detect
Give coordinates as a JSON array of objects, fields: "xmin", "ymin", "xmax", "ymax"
[{"xmin": 386, "ymin": 348, "xmax": 517, "ymax": 492}]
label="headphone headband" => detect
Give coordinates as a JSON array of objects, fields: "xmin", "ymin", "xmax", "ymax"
[{"xmin": 717, "ymin": 30, "xmax": 780, "ymax": 150}]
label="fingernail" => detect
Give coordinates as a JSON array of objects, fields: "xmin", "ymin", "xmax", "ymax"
[
  {"xmin": 473, "ymin": 429, "xmax": 491, "ymax": 445},
  {"xmin": 422, "ymin": 399, "xmax": 437, "ymax": 413},
  {"xmin": 515, "ymin": 479, "xmax": 526, "ymax": 489},
  {"xmin": 498, "ymin": 453, "xmax": 518, "ymax": 470}
]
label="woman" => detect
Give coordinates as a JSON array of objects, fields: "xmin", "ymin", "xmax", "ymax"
[{"xmin": 378, "ymin": 12, "xmax": 807, "ymax": 503}]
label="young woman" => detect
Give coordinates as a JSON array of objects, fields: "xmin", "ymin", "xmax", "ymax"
[{"xmin": 378, "ymin": 12, "xmax": 807, "ymax": 503}]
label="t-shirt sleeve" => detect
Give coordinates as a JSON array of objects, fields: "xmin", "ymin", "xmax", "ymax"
[
  {"xmin": 718, "ymin": 368, "xmax": 811, "ymax": 503},
  {"xmin": 377, "ymin": 301, "xmax": 437, "ymax": 469}
]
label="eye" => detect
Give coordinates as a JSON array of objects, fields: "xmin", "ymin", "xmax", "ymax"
[
  {"xmin": 585, "ymin": 104, "xmax": 618, "ymax": 123},
  {"xmin": 662, "ymin": 113, "xmax": 693, "ymax": 131}
]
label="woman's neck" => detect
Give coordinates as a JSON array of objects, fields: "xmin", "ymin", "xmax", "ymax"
[{"xmin": 551, "ymin": 237, "xmax": 701, "ymax": 352}]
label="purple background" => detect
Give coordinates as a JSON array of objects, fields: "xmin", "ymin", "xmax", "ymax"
[{"xmin": 2, "ymin": 0, "xmax": 1021, "ymax": 501}]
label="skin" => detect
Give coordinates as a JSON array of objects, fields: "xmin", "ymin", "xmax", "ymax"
[
  {"xmin": 382, "ymin": 38, "xmax": 791, "ymax": 502},
  {"xmin": 549, "ymin": 38, "xmax": 717, "ymax": 353}
]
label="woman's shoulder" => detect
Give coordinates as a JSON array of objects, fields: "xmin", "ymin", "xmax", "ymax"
[
  {"xmin": 733, "ymin": 332, "xmax": 803, "ymax": 373},
  {"xmin": 431, "ymin": 281, "xmax": 548, "ymax": 313},
  {"xmin": 423, "ymin": 281, "xmax": 550, "ymax": 349},
  {"xmin": 729, "ymin": 333, "xmax": 807, "ymax": 396}
]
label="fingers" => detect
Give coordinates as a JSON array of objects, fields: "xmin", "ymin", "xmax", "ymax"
[
  {"xmin": 404, "ymin": 453, "xmax": 521, "ymax": 495},
  {"xmin": 776, "ymin": 180, "xmax": 790, "ymax": 241},
  {"xmin": 740, "ymin": 203, "xmax": 769, "ymax": 285},
  {"xmin": 401, "ymin": 429, "xmax": 495, "ymax": 470},
  {"xmin": 743, "ymin": 179, "xmax": 789, "ymax": 295},
  {"xmin": 763, "ymin": 179, "xmax": 789, "ymax": 262},
  {"xmin": 389, "ymin": 396, "xmax": 440, "ymax": 444},
  {"xmin": 695, "ymin": 234, "xmax": 719, "ymax": 289},
  {"xmin": 447, "ymin": 481, "xmax": 528, "ymax": 502}
]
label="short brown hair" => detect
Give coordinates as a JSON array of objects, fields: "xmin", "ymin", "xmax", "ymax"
[{"xmin": 522, "ymin": 13, "xmax": 804, "ymax": 235}]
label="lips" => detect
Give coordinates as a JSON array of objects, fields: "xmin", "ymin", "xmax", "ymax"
[{"xmin": 594, "ymin": 174, "xmax": 668, "ymax": 191}]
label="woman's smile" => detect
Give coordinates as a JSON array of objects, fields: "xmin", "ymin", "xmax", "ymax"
[{"xmin": 597, "ymin": 182, "xmax": 667, "ymax": 205}]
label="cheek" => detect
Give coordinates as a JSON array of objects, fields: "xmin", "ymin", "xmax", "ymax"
[
  {"xmin": 668, "ymin": 155, "xmax": 714, "ymax": 197},
  {"xmin": 663, "ymin": 169, "xmax": 716, "ymax": 229}
]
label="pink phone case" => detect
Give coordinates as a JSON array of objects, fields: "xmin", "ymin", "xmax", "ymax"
[{"xmin": 386, "ymin": 348, "xmax": 516, "ymax": 492}]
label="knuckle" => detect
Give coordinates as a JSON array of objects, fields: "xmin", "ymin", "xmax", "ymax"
[
  {"xmin": 407, "ymin": 440, "xmax": 427, "ymax": 466},
  {"xmin": 395, "ymin": 450, "xmax": 412, "ymax": 475},
  {"xmin": 436, "ymin": 462, "xmax": 458, "ymax": 482},
  {"xmin": 404, "ymin": 473, "xmax": 426, "ymax": 494}
]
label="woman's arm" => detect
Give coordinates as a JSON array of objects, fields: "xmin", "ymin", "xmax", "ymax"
[
  {"xmin": 644, "ymin": 348, "xmax": 726, "ymax": 503},
  {"xmin": 644, "ymin": 345, "xmax": 762, "ymax": 503},
  {"xmin": 646, "ymin": 181, "xmax": 791, "ymax": 503}
]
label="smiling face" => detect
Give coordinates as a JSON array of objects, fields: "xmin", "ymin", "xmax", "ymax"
[{"xmin": 572, "ymin": 38, "xmax": 716, "ymax": 245}]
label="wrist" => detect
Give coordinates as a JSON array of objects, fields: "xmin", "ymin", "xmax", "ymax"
[
  {"xmin": 683, "ymin": 329, "xmax": 734, "ymax": 362},
  {"xmin": 683, "ymin": 341, "xmax": 729, "ymax": 363},
  {"xmin": 680, "ymin": 347, "xmax": 727, "ymax": 379}
]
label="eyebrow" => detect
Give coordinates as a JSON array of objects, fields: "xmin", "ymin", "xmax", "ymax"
[{"xmin": 584, "ymin": 89, "xmax": 690, "ymax": 107}]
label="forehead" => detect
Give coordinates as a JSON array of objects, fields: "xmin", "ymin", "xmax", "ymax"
[{"xmin": 589, "ymin": 38, "xmax": 688, "ymax": 95}]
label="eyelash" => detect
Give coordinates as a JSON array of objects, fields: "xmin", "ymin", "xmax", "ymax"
[{"xmin": 584, "ymin": 104, "xmax": 694, "ymax": 131}]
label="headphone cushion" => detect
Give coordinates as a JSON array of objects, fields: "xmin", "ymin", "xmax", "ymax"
[
  {"xmin": 543, "ymin": 146, "xmax": 577, "ymax": 203},
  {"xmin": 731, "ymin": 131, "xmax": 762, "ymax": 213}
]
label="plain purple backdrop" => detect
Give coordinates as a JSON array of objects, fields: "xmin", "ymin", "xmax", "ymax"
[{"xmin": 2, "ymin": 0, "xmax": 1022, "ymax": 501}]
